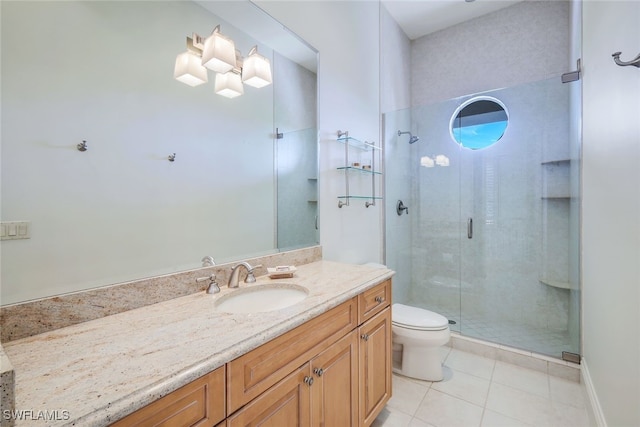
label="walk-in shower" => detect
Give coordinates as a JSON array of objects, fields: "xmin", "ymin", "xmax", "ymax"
[{"xmin": 384, "ymin": 76, "xmax": 581, "ymax": 359}]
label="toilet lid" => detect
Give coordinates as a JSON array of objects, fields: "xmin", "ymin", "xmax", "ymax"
[{"xmin": 392, "ymin": 303, "xmax": 449, "ymax": 330}]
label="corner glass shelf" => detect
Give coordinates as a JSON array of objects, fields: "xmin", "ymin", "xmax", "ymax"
[
  {"xmin": 539, "ymin": 277, "xmax": 572, "ymax": 290},
  {"xmin": 337, "ymin": 136, "xmax": 381, "ymax": 151},
  {"xmin": 337, "ymin": 166, "xmax": 382, "ymax": 175},
  {"xmin": 337, "ymin": 195, "xmax": 383, "ymax": 200},
  {"xmin": 336, "ymin": 130, "xmax": 382, "ymax": 208},
  {"xmin": 541, "ymin": 159, "xmax": 570, "ymax": 165}
]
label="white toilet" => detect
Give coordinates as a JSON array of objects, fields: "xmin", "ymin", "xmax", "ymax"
[{"xmin": 392, "ymin": 303, "xmax": 450, "ymax": 381}]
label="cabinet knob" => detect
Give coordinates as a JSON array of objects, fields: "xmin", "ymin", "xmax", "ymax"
[
  {"xmin": 361, "ymin": 334, "xmax": 369, "ymax": 341},
  {"xmin": 375, "ymin": 296, "xmax": 385, "ymax": 304},
  {"xmin": 304, "ymin": 376, "xmax": 314, "ymax": 386},
  {"xmin": 313, "ymin": 368, "xmax": 324, "ymax": 377}
]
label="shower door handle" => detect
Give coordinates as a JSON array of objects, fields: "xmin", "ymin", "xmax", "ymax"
[{"xmin": 467, "ymin": 218, "xmax": 473, "ymax": 239}]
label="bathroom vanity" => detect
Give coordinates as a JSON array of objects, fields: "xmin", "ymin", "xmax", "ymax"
[{"xmin": 2, "ymin": 261, "xmax": 393, "ymax": 427}]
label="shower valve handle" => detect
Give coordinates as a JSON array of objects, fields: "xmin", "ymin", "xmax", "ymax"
[{"xmin": 396, "ymin": 200, "xmax": 409, "ymax": 216}]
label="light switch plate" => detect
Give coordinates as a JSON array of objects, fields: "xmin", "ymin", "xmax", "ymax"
[{"xmin": 1, "ymin": 221, "xmax": 31, "ymax": 240}]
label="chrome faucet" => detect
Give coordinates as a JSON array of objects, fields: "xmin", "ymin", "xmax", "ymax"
[
  {"xmin": 228, "ymin": 262, "xmax": 262, "ymax": 288},
  {"xmin": 201, "ymin": 256, "xmax": 216, "ymax": 267}
]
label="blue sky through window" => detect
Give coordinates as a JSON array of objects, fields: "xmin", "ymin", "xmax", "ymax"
[{"xmin": 453, "ymin": 120, "xmax": 508, "ymax": 150}]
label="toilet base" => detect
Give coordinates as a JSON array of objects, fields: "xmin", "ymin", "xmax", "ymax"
[{"xmin": 394, "ymin": 344, "xmax": 444, "ymax": 381}]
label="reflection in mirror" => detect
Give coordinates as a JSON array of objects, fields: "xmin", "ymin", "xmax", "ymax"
[
  {"xmin": 451, "ymin": 97, "xmax": 508, "ymax": 150},
  {"xmin": 0, "ymin": 1, "xmax": 317, "ymax": 305}
]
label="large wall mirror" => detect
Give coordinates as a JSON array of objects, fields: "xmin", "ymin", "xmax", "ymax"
[{"xmin": 0, "ymin": 1, "xmax": 318, "ymax": 305}]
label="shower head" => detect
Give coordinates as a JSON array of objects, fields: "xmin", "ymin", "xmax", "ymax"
[{"xmin": 398, "ymin": 130, "xmax": 420, "ymax": 144}]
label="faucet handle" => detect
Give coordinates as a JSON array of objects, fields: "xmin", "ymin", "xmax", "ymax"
[
  {"xmin": 245, "ymin": 264, "xmax": 263, "ymax": 283},
  {"xmin": 196, "ymin": 274, "xmax": 220, "ymax": 294}
]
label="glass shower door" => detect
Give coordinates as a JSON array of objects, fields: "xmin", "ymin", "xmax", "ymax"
[
  {"xmin": 408, "ymin": 98, "xmax": 464, "ymax": 333},
  {"xmin": 456, "ymin": 78, "xmax": 580, "ymax": 358}
]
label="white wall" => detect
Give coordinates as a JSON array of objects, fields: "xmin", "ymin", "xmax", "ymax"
[
  {"xmin": 582, "ymin": 2, "xmax": 640, "ymax": 426},
  {"xmin": 255, "ymin": 1, "xmax": 383, "ymax": 265}
]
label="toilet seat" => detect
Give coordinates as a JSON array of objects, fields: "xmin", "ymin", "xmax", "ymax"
[{"xmin": 392, "ymin": 303, "xmax": 449, "ymax": 331}]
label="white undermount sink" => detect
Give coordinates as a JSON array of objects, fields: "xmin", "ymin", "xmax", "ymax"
[{"xmin": 213, "ymin": 283, "xmax": 309, "ymax": 313}]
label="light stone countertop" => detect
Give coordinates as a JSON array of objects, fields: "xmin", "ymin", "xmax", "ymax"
[{"xmin": 2, "ymin": 260, "xmax": 394, "ymax": 427}]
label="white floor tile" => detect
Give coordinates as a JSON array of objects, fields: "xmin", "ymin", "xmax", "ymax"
[
  {"xmin": 387, "ymin": 374, "xmax": 430, "ymax": 416},
  {"xmin": 485, "ymin": 382, "xmax": 552, "ymax": 426},
  {"xmin": 383, "ymin": 348, "xmax": 590, "ymax": 427},
  {"xmin": 549, "ymin": 399, "xmax": 591, "ymax": 427},
  {"xmin": 480, "ymin": 409, "xmax": 534, "ymax": 427},
  {"xmin": 372, "ymin": 407, "xmax": 414, "ymax": 427},
  {"xmin": 444, "ymin": 349, "xmax": 496, "ymax": 379},
  {"xmin": 492, "ymin": 361, "xmax": 550, "ymax": 399},
  {"xmin": 414, "ymin": 389, "xmax": 484, "ymax": 427},
  {"xmin": 408, "ymin": 417, "xmax": 436, "ymax": 427},
  {"xmin": 431, "ymin": 368, "xmax": 491, "ymax": 406},
  {"xmin": 549, "ymin": 375, "xmax": 586, "ymax": 408}
]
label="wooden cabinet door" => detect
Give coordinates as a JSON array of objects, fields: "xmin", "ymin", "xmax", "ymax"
[
  {"xmin": 358, "ymin": 307, "xmax": 392, "ymax": 427},
  {"xmin": 310, "ymin": 330, "xmax": 358, "ymax": 427},
  {"xmin": 227, "ymin": 364, "xmax": 311, "ymax": 427}
]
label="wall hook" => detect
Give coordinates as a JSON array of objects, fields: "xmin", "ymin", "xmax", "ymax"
[
  {"xmin": 77, "ymin": 140, "xmax": 88, "ymax": 152},
  {"xmin": 612, "ymin": 51, "xmax": 640, "ymax": 68},
  {"xmin": 168, "ymin": 153, "xmax": 176, "ymax": 162}
]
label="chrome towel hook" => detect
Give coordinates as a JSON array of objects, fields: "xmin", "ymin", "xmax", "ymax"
[{"xmin": 612, "ymin": 51, "xmax": 640, "ymax": 68}]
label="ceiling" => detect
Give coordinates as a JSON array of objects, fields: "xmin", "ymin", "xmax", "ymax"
[{"xmin": 381, "ymin": 0, "xmax": 522, "ymax": 40}]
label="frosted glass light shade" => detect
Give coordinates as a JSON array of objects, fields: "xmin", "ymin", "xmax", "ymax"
[
  {"xmin": 215, "ymin": 72, "xmax": 244, "ymax": 98},
  {"xmin": 202, "ymin": 29, "xmax": 236, "ymax": 74},
  {"xmin": 242, "ymin": 47, "xmax": 272, "ymax": 88},
  {"xmin": 174, "ymin": 51, "xmax": 208, "ymax": 87}
]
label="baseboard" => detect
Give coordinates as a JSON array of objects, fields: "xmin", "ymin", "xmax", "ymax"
[{"xmin": 581, "ymin": 358, "xmax": 607, "ymax": 427}]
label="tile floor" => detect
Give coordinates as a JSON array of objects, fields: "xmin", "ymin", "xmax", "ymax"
[{"xmin": 373, "ymin": 347, "xmax": 590, "ymax": 427}]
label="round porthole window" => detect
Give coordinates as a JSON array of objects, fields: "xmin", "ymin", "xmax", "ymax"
[{"xmin": 450, "ymin": 96, "xmax": 508, "ymax": 150}]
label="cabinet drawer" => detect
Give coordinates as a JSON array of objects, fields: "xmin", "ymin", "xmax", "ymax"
[
  {"xmin": 111, "ymin": 366, "xmax": 225, "ymax": 427},
  {"xmin": 358, "ymin": 280, "xmax": 391, "ymax": 324},
  {"xmin": 227, "ymin": 298, "xmax": 358, "ymax": 414}
]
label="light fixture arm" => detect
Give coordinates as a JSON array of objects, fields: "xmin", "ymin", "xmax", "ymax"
[{"xmin": 186, "ymin": 35, "xmax": 203, "ymax": 55}]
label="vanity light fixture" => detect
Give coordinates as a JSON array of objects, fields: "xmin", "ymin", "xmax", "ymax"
[{"xmin": 174, "ymin": 26, "xmax": 272, "ymax": 98}]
